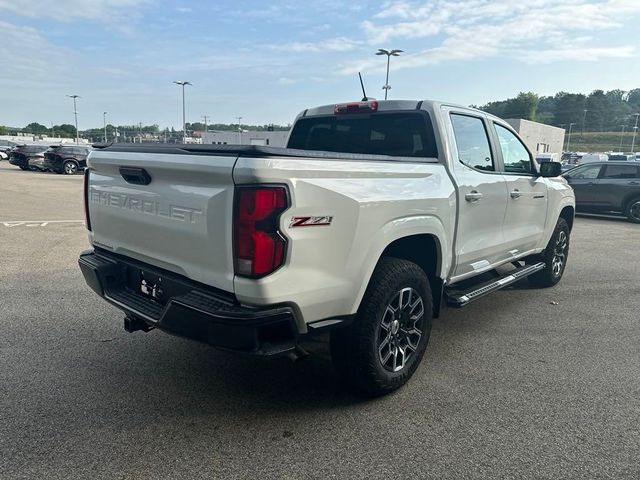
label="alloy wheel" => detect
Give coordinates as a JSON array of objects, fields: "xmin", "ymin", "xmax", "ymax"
[
  {"xmin": 377, "ymin": 287, "xmax": 425, "ymax": 372},
  {"xmin": 551, "ymin": 230, "xmax": 568, "ymax": 276},
  {"xmin": 64, "ymin": 162, "xmax": 77, "ymax": 174},
  {"xmin": 630, "ymin": 201, "xmax": 640, "ymax": 222}
]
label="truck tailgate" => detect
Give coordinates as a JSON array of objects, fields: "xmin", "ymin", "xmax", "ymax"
[{"xmin": 87, "ymin": 151, "xmax": 237, "ymax": 293}]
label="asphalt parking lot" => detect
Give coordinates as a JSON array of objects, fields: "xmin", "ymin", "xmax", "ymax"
[{"xmin": 1, "ymin": 161, "xmax": 639, "ymax": 479}]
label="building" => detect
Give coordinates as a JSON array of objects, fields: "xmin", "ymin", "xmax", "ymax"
[
  {"xmin": 0, "ymin": 134, "xmax": 85, "ymax": 146},
  {"xmin": 505, "ymin": 119, "xmax": 565, "ymax": 155},
  {"xmin": 202, "ymin": 130, "xmax": 289, "ymax": 147}
]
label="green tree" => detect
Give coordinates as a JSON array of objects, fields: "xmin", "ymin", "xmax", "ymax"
[
  {"xmin": 54, "ymin": 124, "xmax": 77, "ymax": 138},
  {"xmin": 24, "ymin": 122, "xmax": 49, "ymax": 134}
]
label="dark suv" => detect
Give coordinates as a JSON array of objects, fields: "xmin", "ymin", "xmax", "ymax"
[
  {"xmin": 8, "ymin": 145, "xmax": 49, "ymax": 171},
  {"xmin": 43, "ymin": 145, "xmax": 91, "ymax": 174},
  {"xmin": 562, "ymin": 161, "xmax": 640, "ymax": 223}
]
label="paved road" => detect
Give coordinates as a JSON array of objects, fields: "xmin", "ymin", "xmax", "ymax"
[{"xmin": 1, "ymin": 162, "xmax": 639, "ymax": 479}]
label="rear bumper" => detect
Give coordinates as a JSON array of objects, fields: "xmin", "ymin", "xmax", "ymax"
[
  {"xmin": 9, "ymin": 155, "xmax": 27, "ymax": 167},
  {"xmin": 78, "ymin": 249, "xmax": 299, "ymax": 355}
]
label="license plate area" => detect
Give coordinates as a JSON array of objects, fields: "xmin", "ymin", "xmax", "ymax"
[{"xmin": 123, "ymin": 265, "xmax": 191, "ymax": 306}]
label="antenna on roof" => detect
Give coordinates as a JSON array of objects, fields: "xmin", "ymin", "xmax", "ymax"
[{"xmin": 358, "ymin": 72, "xmax": 368, "ymax": 101}]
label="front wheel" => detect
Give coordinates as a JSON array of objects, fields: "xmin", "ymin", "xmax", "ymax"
[
  {"xmin": 625, "ymin": 197, "xmax": 640, "ymax": 224},
  {"xmin": 330, "ymin": 257, "xmax": 433, "ymax": 397},
  {"xmin": 528, "ymin": 217, "xmax": 570, "ymax": 288}
]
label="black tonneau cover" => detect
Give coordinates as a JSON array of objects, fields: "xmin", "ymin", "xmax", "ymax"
[{"xmin": 91, "ymin": 143, "xmax": 438, "ymax": 163}]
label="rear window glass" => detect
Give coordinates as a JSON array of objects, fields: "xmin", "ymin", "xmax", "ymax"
[{"xmin": 287, "ymin": 112, "xmax": 438, "ymax": 158}]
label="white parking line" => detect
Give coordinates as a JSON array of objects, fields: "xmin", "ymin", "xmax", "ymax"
[{"xmin": 1, "ymin": 220, "xmax": 84, "ymax": 227}]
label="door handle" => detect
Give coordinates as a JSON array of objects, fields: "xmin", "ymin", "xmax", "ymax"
[
  {"xmin": 510, "ymin": 189, "xmax": 522, "ymax": 199},
  {"xmin": 465, "ymin": 191, "xmax": 483, "ymax": 202},
  {"xmin": 629, "ymin": 181, "xmax": 639, "ymax": 185}
]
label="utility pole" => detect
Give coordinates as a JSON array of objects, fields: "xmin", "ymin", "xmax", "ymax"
[
  {"xmin": 103, "ymin": 112, "xmax": 107, "ymax": 142},
  {"xmin": 376, "ymin": 49, "xmax": 403, "ymax": 100},
  {"xmin": 202, "ymin": 115, "xmax": 209, "ymax": 132},
  {"xmin": 631, "ymin": 113, "xmax": 640, "ymax": 153},
  {"xmin": 566, "ymin": 123, "xmax": 575, "ymax": 152},
  {"xmin": 236, "ymin": 116, "xmax": 243, "ymax": 144},
  {"xmin": 66, "ymin": 94, "xmax": 80, "ymax": 143}
]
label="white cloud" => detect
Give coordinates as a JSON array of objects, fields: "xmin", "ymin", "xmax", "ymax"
[
  {"xmin": 270, "ymin": 37, "xmax": 361, "ymax": 53},
  {"xmin": 0, "ymin": 0, "xmax": 150, "ymax": 21},
  {"xmin": 276, "ymin": 77, "xmax": 297, "ymax": 86},
  {"xmin": 340, "ymin": 0, "xmax": 640, "ymax": 73},
  {"xmin": 176, "ymin": 6, "xmax": 192, "ymax": 13}
]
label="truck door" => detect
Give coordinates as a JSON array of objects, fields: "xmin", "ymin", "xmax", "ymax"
[
  {"xmin": 445, "ymin": 109, "xmax": 510, "ymax": 280},
  {"xmin": 491, "ymin": 122, "xmax": 548, "ymax": 255}
]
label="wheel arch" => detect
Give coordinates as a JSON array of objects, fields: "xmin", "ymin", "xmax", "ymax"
[
  {"xmin": 380, "ymin": 234, "xmax": 444, "ymax": 318},
  {"xmin": 352, "ymin": 219, "xmax": 448, "ymax": 320},
  {"xmin": 559, "ymin": 205, "xmax": 575, "ymax": 232}
]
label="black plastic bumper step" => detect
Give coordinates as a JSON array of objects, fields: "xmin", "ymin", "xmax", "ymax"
[{"xmin": 444, "ymin": 262, "xmax": 545, "ymax": 308}]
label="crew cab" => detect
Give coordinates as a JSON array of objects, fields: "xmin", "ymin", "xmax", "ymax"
[{"xmin": 79, "ymin": 99, "xmax": 575, "ymax": 396}]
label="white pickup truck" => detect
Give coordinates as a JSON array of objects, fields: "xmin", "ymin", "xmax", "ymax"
[{"xmin": 79, "ymin": 99, "xmax": 575, "ymax": 396}]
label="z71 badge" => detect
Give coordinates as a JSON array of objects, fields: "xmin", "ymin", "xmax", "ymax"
[{"xmin": 289, "ymin": 216, "xmax": 333, "ymax": 227}]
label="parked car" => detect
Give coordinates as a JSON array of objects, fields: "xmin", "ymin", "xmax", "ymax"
[
  {"xmin": 608, "ymin": 153, "xmax": 634, "ymax": 161},
  {"xmin": 562, "ymin": 161, "xmax": 640, "ymax": 223},
  {"xmin": 8, "ymin": 144, "xmax": 49, "ymax": 171},
  {"xmin": 578, "ymin": 153, "xmax": 608, "ymax": 165},
  {"xmin": 536, "ymin": 153, "xmax": 561, "ymax": 163},
  {"xmin": 79, "ymin": 99, "xmax": 574, "ymax": 396},
  {"xmin": 43, "ymin": 144, "xmax": 91, "ymax": 174},
  {"xmin": 0, "ymin": 146, "xmax": 12, "ymax": 160}
]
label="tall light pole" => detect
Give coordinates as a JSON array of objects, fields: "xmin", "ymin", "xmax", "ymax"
[
  {"xmin": 376, "ymin": 48, "xmax": 403, "ymax": 100},
  {"xmin": 619, "ymin": 125, "xmax": 626, "ymax": 151},
  {"xmin": 631, "ymin": 113, "xmax": 640, "ymax": 153},
  {"xmin": 66, "ymin": 94, "xmax": 80, "ymax": 143},
  {"xmin": 236, "ymin": 116, "xmax": 243, "ymax": 144},
  {"xmin": 174, "ymin": 80, "xmax": 192, "ymax": 144},
  {"xmin": 103, "ymin": 111, "xmax": 107, "ymax": 142},
  {"xmin": 566, "ymin": 123, "xmax": 575, "ymax": 152},
  {"xmin": 202, "ymin": 115, "xmax": 209, "ymax": 133}
]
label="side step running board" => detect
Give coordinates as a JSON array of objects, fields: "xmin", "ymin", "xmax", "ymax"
[{"xmin": 444, "ymin": 262, "xmax": 545, "ymax": 308}]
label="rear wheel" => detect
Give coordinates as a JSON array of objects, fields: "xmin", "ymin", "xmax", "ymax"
[
  {"xmin": 330, "ymin": 257, "xmax": 433, "ymax": 397},
  {"xmin": 528, "ymin": 217, "xmax": 570, "ymax": 288},
  {"xmin": 625, "ymin": 197, "xmax": 640, "ymax": 224},
  {"xmin": 63, "ymin": 160, "xmax": 79, "ymax": 175}
]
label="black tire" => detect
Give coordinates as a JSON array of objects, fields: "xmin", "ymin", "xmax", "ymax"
[
  {"xmin": 63, "ymin": 160, "xmax": 79, "ymax": 175},
  {"xmin": 528, "ymin": 217, "xmax": 570, "ymax": 288},
  {"xmin": 625, "ymin": 197, "xmax": 640, "ymax": 224},
  {"xmin": 330, "ymin": 257, "xmax": 433, "ymax": 397},
  {"xmin": 19, "ymin": 166, "xmax": 29, "ymax": 171}
]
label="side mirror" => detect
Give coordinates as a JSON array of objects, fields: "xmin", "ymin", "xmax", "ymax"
[{"xmin": 539, "ymin": 162, "xmax": 562, "ymax": 177}]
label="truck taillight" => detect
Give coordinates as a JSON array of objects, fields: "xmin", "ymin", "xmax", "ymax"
[
  {"xmin": 83, "ymin": 168, "xmax": 92, "ymax": 231},
  {"xmin": 233, "ymin": 186, "xmax": 289, "ymax": 278}
]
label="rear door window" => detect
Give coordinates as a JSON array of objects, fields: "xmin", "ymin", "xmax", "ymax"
[
  {"xmin": 287, "ymin": 112, "xmax": 438, "ymax": 158},
  {"xmin": 450, "ymin": 114, "xmax": 494, "ymax": 172}
]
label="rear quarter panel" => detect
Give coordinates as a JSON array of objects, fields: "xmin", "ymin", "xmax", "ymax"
[{"xmin": 233, "ymin": 157, "xmax": 455, "ymax": 327}]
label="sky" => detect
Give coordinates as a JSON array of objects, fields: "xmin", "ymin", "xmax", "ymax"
[{"xmin": 1, "ymin": 0, "xmax": 640, "ymax": 130}]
